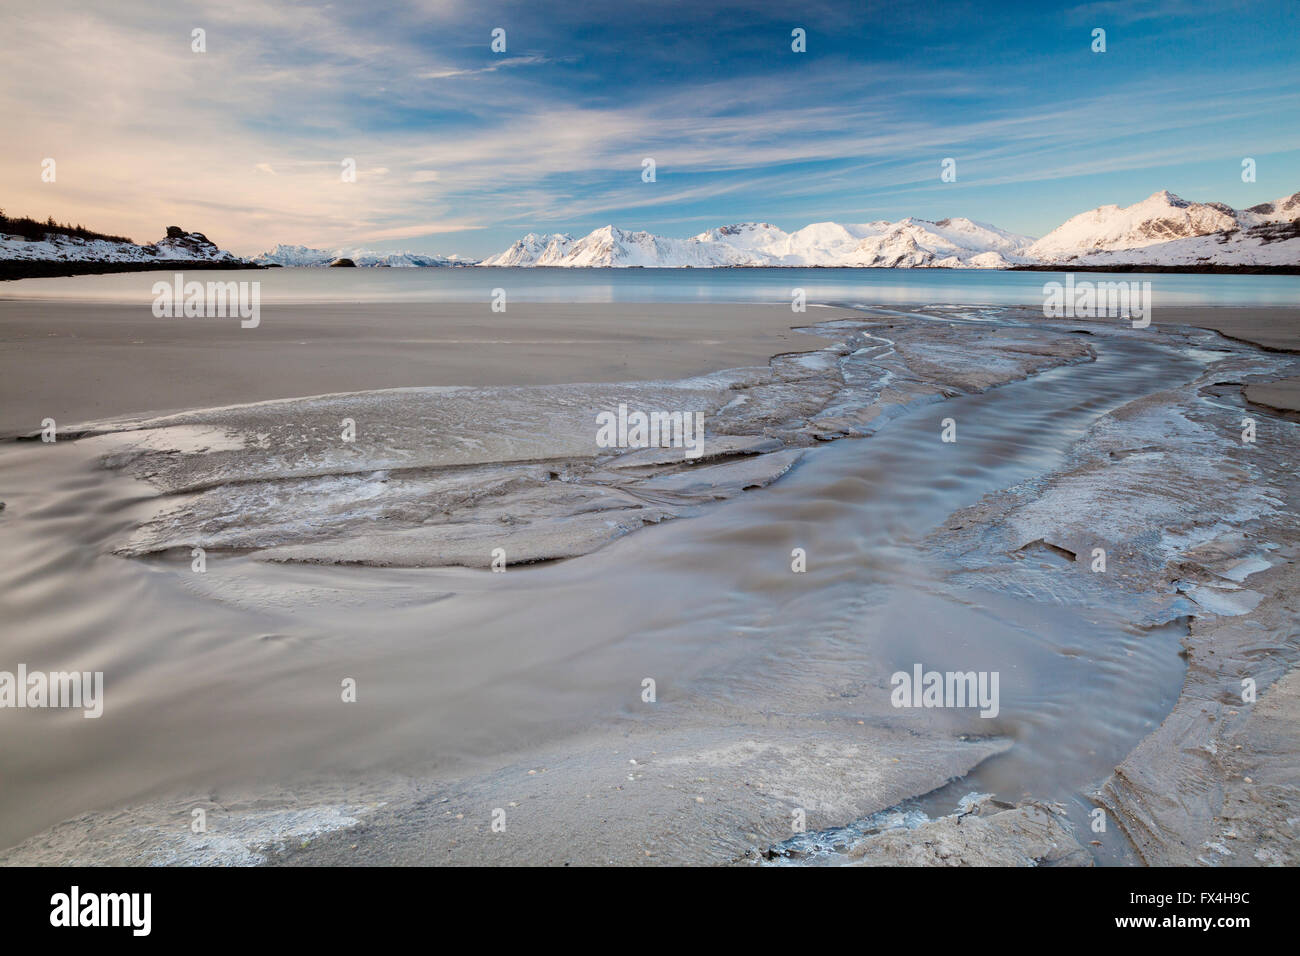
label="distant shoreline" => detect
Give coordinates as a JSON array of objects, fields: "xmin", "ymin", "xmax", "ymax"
[
  {"xmin": 0, "ymin": 260, "xmax": 266, "ymax": 281},
  {"xmin": 1008, "ymin": 263, "xmax": 1300, "ymax": 276},
  {"xmin": 479, "ymin": 263, "xmax": 1300, "ymax": 273}
]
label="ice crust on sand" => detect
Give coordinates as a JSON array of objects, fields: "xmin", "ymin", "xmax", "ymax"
[{"xmin": 80, "ymin": 316, "xmax": 1092, "ymax": 568}]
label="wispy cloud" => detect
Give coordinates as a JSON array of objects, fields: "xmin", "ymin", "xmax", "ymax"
[{"xmin": 418, "ymin": 55, "xmax": 552, "ymax": 79}]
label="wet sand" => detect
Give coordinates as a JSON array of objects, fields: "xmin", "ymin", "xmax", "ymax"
[{"xmin": 1161, "ymin": 308, "xmax": 1300, "ymax": 413}]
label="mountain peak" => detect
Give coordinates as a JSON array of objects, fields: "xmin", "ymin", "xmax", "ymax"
[{"xmin": 1146, "ymin": 189, "xmax": 1189, "ymax": 207}]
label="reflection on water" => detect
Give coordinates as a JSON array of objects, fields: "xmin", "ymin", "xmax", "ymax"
[{"xmin": 3, "ymin": 265, "xmax": 1298, "ymax": 307}]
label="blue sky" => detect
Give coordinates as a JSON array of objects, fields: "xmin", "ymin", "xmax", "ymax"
[{"xmin": 4, "ymin": 0, "xmax": 1298, "ymax": 257}]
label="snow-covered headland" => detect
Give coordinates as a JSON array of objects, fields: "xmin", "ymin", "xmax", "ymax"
[{"xmin": 0, "ymin": 223, "xmax": 253, "ymax": 280}]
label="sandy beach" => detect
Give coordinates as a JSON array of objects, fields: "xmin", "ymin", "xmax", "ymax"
[
  {"xmin": 0, "ymin": 301, "xmax": 834, "ymax": 437},
  {"xmin": 1, "ymin": 295, "xmax": 1297, "ymax": 866}
]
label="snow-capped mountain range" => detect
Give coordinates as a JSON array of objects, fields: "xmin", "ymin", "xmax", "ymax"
[
  {"xmin": 481, "ymin": 218, "xmax": 1033, "ymax": 268},
  {"xmin": 478, "ymin": 190, "xmax": 1299, "ymax": 268}
]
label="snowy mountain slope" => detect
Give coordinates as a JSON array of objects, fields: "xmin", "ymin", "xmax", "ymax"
[
  {"xmin": 840, "ymin": 218, "xmax": 1032, "ymax": 268},
  {"xmin": 252, "ymin": 244, "xmax": 473, "ymax": 267},
  {"xmin": 690, "ymin": 222, "xmax": 803, "ymax": 261},
  {"xmin": 1063, "ymin": 219, "xmax": 1300, "ymax": 267},
  {"xmin": 1025, "ymin": 190, "xmax": 1300, "ymax": 261},
  {"xmin": 564, "ymin": 225, "xmax": 760, "ymax": 267},
  {"xmin": 0, "ymin": 226, "xmax": 240, "ymax": 263},
  {"xmin": 480, "ymin": 226, "xmax": 756, "ymax": 267},
  {"xmin": 688, "ymin": 221, "xmax": 890, "ymax": 264},
  {"xmin": 478, "ymin": 233, "xmax": 574, "ymax": 266},
  {"xmin": 1239, "ymin": 192, "xmax": 1300, "ymax": 226}
]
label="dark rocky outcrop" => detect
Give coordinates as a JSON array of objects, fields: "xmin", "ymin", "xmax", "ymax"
[{"xmin": 146, "ymin": 227, "xmax": 227, "ymax": 260}]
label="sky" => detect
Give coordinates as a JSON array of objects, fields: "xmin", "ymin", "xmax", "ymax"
[{"xmin": 2, "ymin": 0, "xmax": 1298, "ymax": 258}]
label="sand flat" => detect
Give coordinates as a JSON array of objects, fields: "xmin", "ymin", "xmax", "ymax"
[
  {"xmin": 1160, "ymin": 307, "xmax": 1300, "ymax": 411},
  {"xmin": 1161, "ymin": 305, "xmax": 1300, "ymax": 353},
  {"xmin": 1244, "ymin": 375, "xmax": 1300, "ymax": 414}
]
